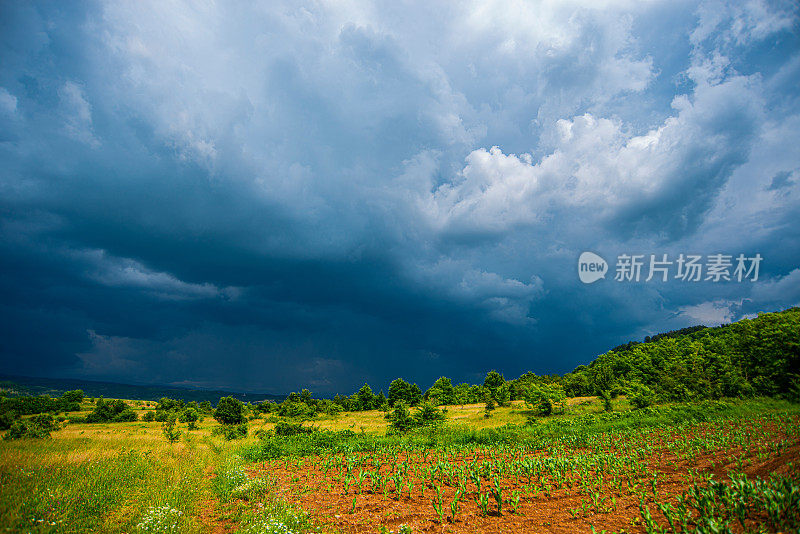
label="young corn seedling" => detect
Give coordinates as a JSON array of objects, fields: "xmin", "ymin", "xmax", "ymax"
[
  {"xmin": 510, "ymin": 490, "xmax": 521, "ymax": 514},
  {"xmin": 450, "ymin": 490, "xmax": 462, "ymax": 521},
  {"xmin": 477, "ymin": 492, "xmax": 490, "ymax": 517},
  {"xmin": 432, "ymin": 493, "xmax": 445, "ymax": 523},
  {"xmin": 491, "ymin": 477, "xmax": 503, "ymax": 514}
]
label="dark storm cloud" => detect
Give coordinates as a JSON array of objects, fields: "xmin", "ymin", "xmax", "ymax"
[{"xmin": 1, "ymin": 1, "xmax": 799, "ymax": 394}]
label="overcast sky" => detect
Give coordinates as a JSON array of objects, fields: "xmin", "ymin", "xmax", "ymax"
[{"xmin": 1, "ymin": 1, "xmax": 798, "ymax": 395}]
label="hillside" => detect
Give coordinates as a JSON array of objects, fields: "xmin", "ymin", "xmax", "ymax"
[
  {"xmin": 562, "ymin": 307, "xmax": 800, "ymax": 400},
  {"xmin": 0, "ymin": 375, "xmax": 284, "ymax": 404}
]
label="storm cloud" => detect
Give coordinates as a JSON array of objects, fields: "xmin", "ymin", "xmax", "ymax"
[{"xmin": 1, "ymin": 1, "xmax": 799, "ymax": 394}]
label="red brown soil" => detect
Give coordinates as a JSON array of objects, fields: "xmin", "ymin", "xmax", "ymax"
[
  {"xmin": 247, "ymin": 422, "xmax": 800, "ymax": 534},
  {"xmin": 197, "ymin": 499, "xmax": 236, "ymax": 534}
]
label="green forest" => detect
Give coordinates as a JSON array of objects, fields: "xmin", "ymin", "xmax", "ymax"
[{"xmin": 262, "ymin": 307, "xmax": 800, "ymax": 419}]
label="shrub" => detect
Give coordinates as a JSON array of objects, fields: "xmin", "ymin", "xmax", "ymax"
[
  {"xmin": 274, "ymin": 420, "xmax": 316, "ymax": 436},
  {"xmin": 321, "ymin": 400, "xmax": 342, "ymax": 416},
  {"xmin": 178, "ymin": 408, "xmax": 199, "ymax": 424},
  {"xmin": 599, "ymin": 390, "xmax": 613, "ymax": 412},
  {"xmin": 142, "ymin": 410, "xmax": 156, "ymax": 422},
  {"xmin": 3, "ymin": 420, "xmax": 30, "ymax": 440},
  {"xmin": 61, "ymin": 390, "xmax": 84, "ymax": 404},
  {"xmin": 3, "ymin": 414, "xmax": 56, "ymax": 440},
  {"xmin": 155, "ymin": 397, "xmax": 185, "ymax": 412},
  {"xmin": 31, "ymin": 413, "xmax": 58, "ymax": 432},
  {"xmin": 484, "ymin": 399, "xmax": 495, "ymax": 418},
  {"xmin": 0, "ymin": 411, "xmax": 17, "ymax": 430},
  {"xmin": 494, "ymin": 383, "xmax": 511, "ymax": 407},
  {"xmin": 387, "ymin": 378, "xmax": 422, "ymax": 407},
  {"xmin": 86, "ymin": 398, "xmax": 138, "ymax": 423},
  {"xmin": 213, "ymin": 422, "xmax": 248, "ymax": 440},
  {"xmin": 388, "ymin": 401, "xmax": 415, "ymax": 433},
  {"xmin": 277, "ymin": 400, "xmax": 315, "ymax": 420},
  {"xmin": 524, "ymin": 383, "xmax": 566, "ymax": 416},
  {"xmin": 414, "ymin": 402, "xmax": 445, "ymax": 427},
  {"xmin": 114, "ymin": 409, "xmax": 138, "ymax": 422},
  {"xmin": 214, "ymin": 397, "xmax": 246, "ymax": 425},
  {"xmin": 162, "ymin": 414, "xmax": 182, "ymax": 443},
  {"xmin": 629, "ymin": 383, "xmax": 656, "ymax": 409}
]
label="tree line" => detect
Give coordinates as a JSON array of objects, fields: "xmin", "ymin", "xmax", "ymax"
[
  {"xmin": 261, "ymin": 307, "xmax": 800, "ymax": 419},
  {"xmin": 2, "ymin": 307, "xmax": 797, "ymax": 438}
]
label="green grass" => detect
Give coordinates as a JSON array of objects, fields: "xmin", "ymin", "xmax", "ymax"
[
  {"xmin": 241, "ymin": 397, "xmax": 800, "ymax": 461},
  {"xmin": 0, "ymin": 403, "xmax": 329, "ymax": 534},
  {"xmin": 2, "ymin": 396, "xmax": 798, "ymax": 533},
  {"xmin": 0, "ymin": 429, "xmax": 210, "ymax": 532}
]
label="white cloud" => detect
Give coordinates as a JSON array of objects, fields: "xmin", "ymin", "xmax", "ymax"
[
  {"xmin": 74, "ymin": 248, "xmax": 241, "ymax": 301},
  {"xmin": 0, "ymin": 87, "xmax": 17, "ymax": 116},
  {"xmin": 425, "ymin": 64, "xmax": 763, "ymax": 240},
  {"xmin": 692, "ymin": 0, "xmax": 796, "ymax": 47},
  {"xmin": 407, "ymin": 258, "xmax": 544, "ymax": 324},
  {"xmin": 677, "ymin": 299, "xmax": 741, "ymax": 325},
  {"xmin": 58, "ymin": 81, "xmax": 100, "ymax": 148}
]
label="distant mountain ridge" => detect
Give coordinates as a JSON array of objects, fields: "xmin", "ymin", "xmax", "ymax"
[{"xmin": 0, "ymin": 375, "xmax": 285, "ymax": 404}]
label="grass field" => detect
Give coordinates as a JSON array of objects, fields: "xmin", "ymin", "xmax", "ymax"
[{"xmin": 1, "ymin": 397, "xmax": 799, "ymax": 533}]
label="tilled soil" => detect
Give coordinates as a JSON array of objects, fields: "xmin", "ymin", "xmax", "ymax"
[{"xmin": 248, "ymin": 428, "xmax": 800, "ymax": 533}]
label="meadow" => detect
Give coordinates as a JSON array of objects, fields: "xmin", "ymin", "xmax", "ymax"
[
  {"xmin": 1, "ymin": 395, "xmax": 799, "ymax": 533},
  {"xmin": 3, "ymin": 309, "xmax": 799, "ymax": 532}
]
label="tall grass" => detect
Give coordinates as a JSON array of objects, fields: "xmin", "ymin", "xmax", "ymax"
[
  {"xmin": 241, "ymin": 398, "xmax": 799, "ymax": 461},
  {"xmin": 0, "ymin": 425, "xmax": 214, "ymax": 533}
]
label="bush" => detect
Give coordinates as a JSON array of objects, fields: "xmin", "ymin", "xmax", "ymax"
[
  {"xmin": 414, "ymin": 402, "xmax": 445, "ymax": 427},
  {"xmin": 31, "ymin": 413, "xmax": 58, "ymax": 432},
  {"xmin": 61, "ymin": 390, "xmax": 84, "ymax": 404},
  {"xmin": 142, "ymin": 410, "xmax": 156, "ymax": 422},
  {"xmin": 0, "ymin": 411, "xmax": 17, "ymax": 430},
  {"xmin": 213, "ymin": 422, "xmax": 248, "ymax": 440},
  {"xmin": 155, "ymin": 397, "xmax": 185, "ymax": 412},
  {"xmin": 629, "ymin": 383, "xmax": 656, "ymax": 409},
  {"xmin": 321, "ymin": 401, "xmax": 342, "ymax": 416},
  {"xmin": 179, "ymin": 408, "xmax": 199, "ymax": 424},
  {"xmin": 525, "ymin": 383, "xmax": 566, "ymax": 416},
  {"xmin": 3, "ymin": 413, "xmax": 56, "ymax": 440},
  {"xmin": 214, "ymin": 397, "xmax": 246, "ymax": 425},
  {"xmin": 277, "ymin": 401, "xmax": 315, "ymax": 420},
  {"xmin": 599, "ymin": 390, "xmax": 613, "ymax": 412},
  {"xmin": 3, "ymin": 420, "xmax": 30, "ymax": 440},
  {"xmin": 86, "ymin": 398, "xmax": 138, "ymax": 423},
  {"xmin": 274, "ymin": 420, "xmax": 316, "ymax": 436},
  {"xmin": 494, "ymin": 383, "xmax": 511, "ymax": 407},
  {"xmin": 162, "ymin": 414, "xmax": 182, "ymax": 443},
  {"xmin": 387, "ymin": 401, "xmax": 415, "ymax": 433}
]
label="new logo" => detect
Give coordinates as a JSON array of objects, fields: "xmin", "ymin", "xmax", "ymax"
[{"xmin": 578, "ymin": 252, "xmax": 607, "ymax": 284}]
